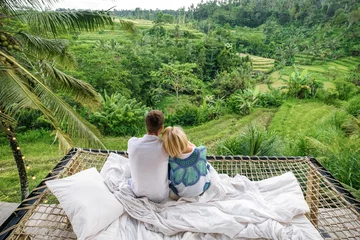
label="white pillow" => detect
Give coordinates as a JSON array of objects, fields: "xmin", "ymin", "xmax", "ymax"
[{"xmin": 46, "ymin": 168, "xmax": 124, "ymax": 240}]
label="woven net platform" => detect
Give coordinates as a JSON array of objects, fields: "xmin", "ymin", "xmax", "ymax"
[{"xmin": 0, "ymin": 148, "xmax": 359, "ymax": 240}]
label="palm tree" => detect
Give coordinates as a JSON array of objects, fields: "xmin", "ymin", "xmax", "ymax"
[{"xmin": 0, "ymin": 0, "xmax": 134, "ymax": 200}]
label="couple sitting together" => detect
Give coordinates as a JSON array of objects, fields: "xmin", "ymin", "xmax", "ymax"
[{"xmin": 127, "ymin": 110, "xmax": 212, "ymax": 203}]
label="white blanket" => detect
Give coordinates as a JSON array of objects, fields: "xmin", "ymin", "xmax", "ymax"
[{"xmin": 92, "ymin": 153, "xmax": 323, "ymax": 240}]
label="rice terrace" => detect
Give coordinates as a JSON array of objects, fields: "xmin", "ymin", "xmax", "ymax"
[{"xmin": 0, "ymin": 0, "xmax": 360, "ymax": 239}]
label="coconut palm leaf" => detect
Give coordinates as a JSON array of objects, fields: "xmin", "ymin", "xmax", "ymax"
[
  {"xmin": 1, "ymin": 50, "xmax": 105, "ymax": 149},
  {"xmin": 0, "ymin": 71, "xmax": 35, "ymax": 115},
  {"xmin": 22, "ymin": 10, "xmax": 114, "ymax": 36},
  {"xmin": 1, "ymin": 68, "xmax": 58, "ymax": 127},
  {"xmin": 38, "ymin": 61, "xmax": 101, "ymax": 108},
  {"xmin": 0, "ymin": 111, "xmax": 16, "ymax": 126},
  {"xmin": 117, "ymin": 18, "xmax": 136, "ymax": 33},
  {"xmin": 53, "ymin": 128, "xmax": 73, "ymax": 153},
  {"xmin": 16, "ymin": 31, "xmax": 76, "ymax": 66},
  {"xmin": 0, "ymin": 0, "xmax": 59, "ymax": 14}
]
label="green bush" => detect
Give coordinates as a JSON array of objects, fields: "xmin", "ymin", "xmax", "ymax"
[
  {"xmin": 347, "ymin": 64, "xmax": 360, "ymax": 86},
  {"xmin": 258, "ymin": 86, "xmax": 285, "ymax": 108},
  {"xmin": 212, "ymin": 67, "xmax": 252, "ymax": 98},
  {"xmin": 16, "ymin": 129, "xmax": 54, "ymax": 143},
  {"xmin": 215, "ymin": 124, "xmax": 281, "ymax": 155},
  {"xmin": 14, "ymin": 109, "xmax": 52, "ymax": 132},
  {"xmin": 347, "ymin": 96, "xmax": 360, "ymax": 117},
  {"xmin": 282, "ymin": 68, "xmax": 323, "ymax": 99},
  {"xmin": 197, "ymin": 96, "xmax": 227, "ymax": 123},
  {"xmin": 167, "ymin": 103, "xmax": 199, "ymax": 126},
  {"xmin": 88, "ymin": 93, "xmax": 148, "ymax": 136},
  {"xmin": 227, "ymin": 88, "xmax": 259, "ymax": 115},
  {"xmin": 316, "ymin": 88, "xmax": 339, "ymax": 105},
  {"xmin": 334, "ymin": 80, "xmax": 358, "ymax": 100}
]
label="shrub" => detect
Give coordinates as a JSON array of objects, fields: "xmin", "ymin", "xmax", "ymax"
[
  {"xmin": 258, "ymin": 86, "xmax": 285, "ymax": 108},
  {"xmin": 334, "ymin": 79, "xmax": 358, "ymax": 100},
  {"xmin": 347, "ymin": 96, "xmax": 360, "ymax": 117},
  {"xmin": 215, "ymin": 124, "xmax": 281, "ymax": 155},
  {"xmin": 212, "ymin": 67, "xmax": 253, "ymax": 99},
  {"xmin": 166, "ymin": 103, "xmax": 199, "ymax": 126},
  {"xmin": 227, "ymin": 88, "xmax": 259, "ymax": 115},
  {"xmin": 282, "ymin": 68, "xmax": 323, "ymax": 99},
  {"xmin": 347, "ymin": 64, "xmax": 360, "ymax": 86},
  {"xmin": 88, "ymin": 93, "xmax": 148, "ymax": 136},
  {"xmin": 316, "ymin": 88, "xmax": 339, "ymax": 105},
  {"xmin": 197, "ymin": 96, "xmax": 227, "ymax": 123}
]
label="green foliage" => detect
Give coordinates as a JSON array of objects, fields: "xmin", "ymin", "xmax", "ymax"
[
  {"xmin": 258, "ymin": 85, "xmax": 285, "ymax": 108},
  {"xmin": 154, "ymin": 12, "xmax": 174, "ymax": 24},
  {"xmin": 216, "ymin": 124, "xmax": 280, "ymax": 156},
  {"xmin": 268, "ymin": 101, "xmax": 360, "ymax": 189},
  {"xmin": 347, "ymin": 96, "xmax": 360, "ymax": 117},
  {"xmin": 316, "ymin": 88, "xmax": 340, "ymax": 105},
  {"xmin": 88, "ymin": 93, "xmax": 148, "ymax": 136},
  {"xmin": 282, "ymin": 67, "xmax": 323, "ymax": 99},
  {"xmin": 166, "ymin": 96, "xmax": 227, "ymax": 126},
  {"xmin": 15, "ymin": 109, "xmax": 52, "ymax": 132},
  {"xmin": 228, "ymin": 88, "xmax": 260, "ymax": 115},
  {"xmin": 197, "ymin": 96, "xmax": 227, "ymax": 123},
  {"xmin": 151, "ymin": 62, "xmax": 202, "ymax": 104},
  {"xmin": 347, "ymin": 64, "xmax": 360, "ymax": 86},
  {"xmin": 212, "ymin": 66, "xmax": 253, "ymax": 98},
  {"xmin": 334, "ymin": 79, "xmax": 359, "ymax": 100},
  {"xmin": 167, "ymin": 103, "xmax": 199, "ymax": 126}
]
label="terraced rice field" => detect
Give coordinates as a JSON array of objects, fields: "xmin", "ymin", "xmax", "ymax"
[
  {"xmin": 295, "ymin": 55, "xmax": 360, "ymax": 73},
  {"xmin": 239, "ymin": 54, "xmax": 275, "ymax": 73},
  {"xmin": 257, "ymin": 55, "xmax": 360, "ymax": 92}
]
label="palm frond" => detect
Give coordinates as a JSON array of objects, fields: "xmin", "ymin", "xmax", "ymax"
[
  {"xmin": 0, "ymin": 68, "xmax": 57, "ymax": 127},
  {"xmin": 0, "ymin": 71, "xmax": 35, "ymax": 115},
  {"xmin": 53, "ymin": 129, "xmax": 73, "ymax": 153},
  {"xmin": 117, "ymin": 19, "xmax": 136, "ymax": 33},
  {"xmin": 23, "ymin": 10, "xmax": 114, "ymax": 36},
  {"xmin": 16, "ymin": 31, "xmax": 76, "ymax": 67},
  {"xmin": 38, "ymin": 61, "xmax": 101, "ymax": 108},
  {"xmin": 0, "ymin": 111, "xmax": 17, "ymax": 126},
  {"xmin": 1, "ymin": 50, "xmax": 105, "ymax": 149},
  {"xmin": 0, "ymin": 0, "xmax": 59, "ymax": 14}
]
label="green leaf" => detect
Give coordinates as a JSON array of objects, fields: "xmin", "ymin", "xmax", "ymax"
[{"xmin": 37, "ymin": 61, "xmax": 101, "ymax": 109}]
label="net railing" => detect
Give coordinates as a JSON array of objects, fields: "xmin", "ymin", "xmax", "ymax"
[{"xmin": 0, "ymin": 148, "xmax": 359, "ymax": 240}]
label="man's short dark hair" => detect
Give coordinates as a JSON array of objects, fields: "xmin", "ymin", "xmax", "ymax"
[{"xmin": 146, "ymin": 110, "xmax": 164, "ymax": 134}]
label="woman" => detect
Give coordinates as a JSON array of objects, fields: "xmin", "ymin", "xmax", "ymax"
[{"xmin": 162, "ymin": 126, "xmax": 211, "ymax": 199}]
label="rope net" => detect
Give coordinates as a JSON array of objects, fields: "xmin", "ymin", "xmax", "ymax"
[{"xmin": 0, "ymin": 148, "xmax": 359, "ymax": 240}]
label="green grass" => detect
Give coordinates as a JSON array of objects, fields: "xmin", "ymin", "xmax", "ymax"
[
  {"xmin": 268, "ymin": 100, "xmax": 338, "ymax": 140},
  {"xmin": 0, "ymin": 131, "xmax": 130, "ymax": 202},
  {"xmin": 0, "ymin": 132, "xmax": 61, "ymax": 202},
  {"xmin": 185, "ymin": 109, "xmax": 277, "ymax": 153}
]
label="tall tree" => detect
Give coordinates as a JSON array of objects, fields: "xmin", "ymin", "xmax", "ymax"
[
  {"xmin": 150, "ymin": 62, "xmax": 201, "ymax": 104},
  {"xmin": 0, "ymin": 0, "xmax": 134, "ymax": 200}
]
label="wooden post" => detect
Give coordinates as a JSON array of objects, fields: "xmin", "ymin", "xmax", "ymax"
[{"xmin": 305, "ymin": 165, "xmax": 320, "ymax": 228}]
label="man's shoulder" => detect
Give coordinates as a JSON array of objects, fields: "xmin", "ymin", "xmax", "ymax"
[{"xmin": 128, "ymin": 136, "xmax": 140, "ymax": 143}]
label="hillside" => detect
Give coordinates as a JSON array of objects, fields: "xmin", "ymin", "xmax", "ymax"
[{"xmin": 1, "ymin": 0, "xmax": 360, "ymax": 203}]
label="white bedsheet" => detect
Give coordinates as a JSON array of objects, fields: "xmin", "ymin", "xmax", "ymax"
[{"xmin": 92, "ymin": 153, "xmax": 323, "ymax": 240}]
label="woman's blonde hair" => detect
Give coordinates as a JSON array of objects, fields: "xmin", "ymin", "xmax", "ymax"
[{"xmin": 162, "ymin": 126, "xmax": 188, "ymax": 158}]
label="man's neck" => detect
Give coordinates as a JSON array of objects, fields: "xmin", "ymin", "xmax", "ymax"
[{"xmin": 147, "ymin": 132, "xmax": 158, "ymax": 136}]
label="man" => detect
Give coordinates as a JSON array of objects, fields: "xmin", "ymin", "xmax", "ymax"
[{"xmin": 127, "ymin": 110, "xmax": 169, "ymax": 203}]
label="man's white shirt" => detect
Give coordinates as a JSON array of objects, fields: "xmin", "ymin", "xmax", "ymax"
[{"xmin": 127, "ymin": 134, "xmax": 169, "ymax": 203}]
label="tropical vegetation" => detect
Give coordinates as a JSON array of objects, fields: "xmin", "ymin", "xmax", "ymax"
[{"xmin": 1, "ymin": 0, "xmax": 360, "ymax": 201}]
